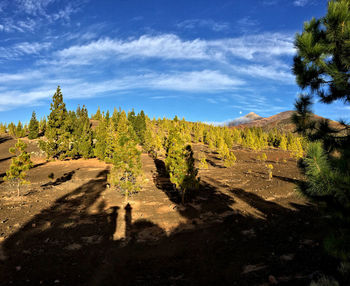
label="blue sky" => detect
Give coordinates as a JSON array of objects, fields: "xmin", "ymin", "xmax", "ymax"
[{"xmin": 0, "ymin": 0, "xmax": 348, "ymax": 124}]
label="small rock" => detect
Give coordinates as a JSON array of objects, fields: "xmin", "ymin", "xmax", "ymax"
[
  {"xmin": 241, "ymin": 228, "xmax": 255, "ymax": 237},
  {"xmin": 268, "ymin": 275, "xmax": 278, "ymax": 284},
  {"xmin": 300, "ymin": 239, "xmax": 315, "ymax": 246},
  {"xmin": 64, "ymin": 243, "xmax": 82, "ymax": 251},
  {"xmin": 242, "ymin": 264, "xmax": 266, "ymax": 274},
  {"xmin": 280, "ymin": 254, "xmax": 295, "ymax": 261}
]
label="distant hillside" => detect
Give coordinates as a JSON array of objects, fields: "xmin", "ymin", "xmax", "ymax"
[{"xmin": 230, "ymin": 111, "xmax": 342, "ymax": 132}]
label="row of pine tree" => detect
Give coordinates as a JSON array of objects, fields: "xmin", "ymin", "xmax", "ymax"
[{"xmin": 1, "ymin": 86, "xmax": 306, "ymax": 201}]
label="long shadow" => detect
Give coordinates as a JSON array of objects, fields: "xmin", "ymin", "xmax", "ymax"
[
  {"xmin": 230, "ymin": 188, "xmax": 294, "ymax": 218},
  {"xmin": 0, "ymin": 156, "xmax": 13, "ymax": 163},
  {"xmin": 0, "ymin": 136, "xmax": 12, "ymax": 144},
  {"xmin": 206, "ymin": 158, "xmax": 226, "ymax": 168},
  {"xmin": 41, "ymin": 170, "xmax": 76, "ymax": 188},
  {"xmin": 153, "ymin": 157, "xmax": 235, "ymax": 220},
  {"xmin": 0, "ymin": 159, "xmax": 339, "ymax": 285},
  {"xmin": 273, "ymin": 174, "xmax": 304, "ymax": 185},
  {"xmin": 1, "ymin": 169, "xmax": 115, "ymax": 285},
  {"xmin": 31, "ymin": 161, "xmax": 47, "ymax": 169}
]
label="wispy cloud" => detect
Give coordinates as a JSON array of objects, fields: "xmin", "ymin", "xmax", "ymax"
[
  {"xmin": 293, "ymin": 0, "xmax": 309, "ymax": 7},
  {"xmin": 236, "ymin": 17, "xmax": 259, "ymax": 33},
  {"xmin": 0, "ymin": 32, "xmax": 296, "ymax": 112},
  {"xmin": 56, "ymin": 34, "xmax": 210, "ymax": 63},
  {"xmin": 231, "ymin": 64, "xmax": 295, "ymax": 84},
  {"xmin": 0, "ymin": 41, "xmax": 51, "ymax": 60},
  {"xmin": 0, "ymin": 0, "xmax": 83, "ymax": 34},
  {"xmin": 0, "ymin": 69, "xmax": 246, "ymax": 110},
  {"xmin": 52, "ymin": 33, "xmax": 295, "ymax": 66},
  {"xmin": 15, "ymin": 0, "xmax": 55, "ymax": 16},
  {"xmin": 177, "ymin": 19, "xmax": 229, "ymax": 32}
]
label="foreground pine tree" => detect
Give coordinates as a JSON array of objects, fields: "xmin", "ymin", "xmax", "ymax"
[
  {"xmin": 28, "ymin": 111, "xmax": 39, "ymax": 139},
  {"xmin": 108, "ymin": 111, "xmax": 143, "ymax": 200},
  {"xmin": 42, "ymin": 86, "xmax": 68, "ymax": 158},
  {"xmin": 293, "ymin": 0, "xmax": 350, "ymax": 262},
  {"xmin": 165, "ymin": 128, "xmax": 199, "ymax": 204},
  {"xmin": 4, "ymin": 139, "xmax": 33, "ymax": 196}
]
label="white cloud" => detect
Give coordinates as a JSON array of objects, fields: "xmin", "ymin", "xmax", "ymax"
[
  {"xmin": 152, "ymin": 70, "xmax": 244, "ymax": 92},
  {"xmin": 0, "ymin": 71, "xmax": 43, "ymax": 83},
  {"xmin": 0, "ymin": 33, "xmax": 297, "ymax": 112},
  {"xmin": 15, "ymin": 0, "xmax": 55, "ymax": 16},
  {"xmin": 0, "ymin": 70, "xmax": 245, "ymax": 110},
  {"xmin": 236, "ymin": 17, "xmax": 259, "ymax": 33},
  {"xmin": 232, "ymin": 64, "xmax": 295, "ymax": 83},
  {"xmin": 53, "ymin": 33, "xmax": 295, "ymax": 66},
  {"xmin": 0, "ymin": 41, "xmax": 51, "ymax": 60},
  {"xmin": 213, "ymin": 33, "xmax": 295, "ymax": 60},
  {"xmin": 57, "ymin": 34, "xmax": 209, "ymax": 63},
  {"xmin": 177, "ymin": 19, "xmax": 229, "ymax": 32},
  {"xmin": 293, "ymin": 0, "xmax": 309, "ymax": 7}
]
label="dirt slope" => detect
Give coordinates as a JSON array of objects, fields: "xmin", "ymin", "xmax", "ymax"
[{"xmin": 0, "ymin": 136, "xmax": 340, "ymax": 285}]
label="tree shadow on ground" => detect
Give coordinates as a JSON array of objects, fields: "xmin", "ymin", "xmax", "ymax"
[
  {"xmin": 0, "ymin": 156, "xmax": 14, "ymax": 163},
  {"xmin": 0, "ymin": 161, "xmax": 339, "ymax": 285},
  {"xmin": 31, "ymin": 162, "xmax": 47, "ymax": 169},
  {"xmin": 0, "ymin": 136, "xmax": 12, "ymax": 144},
  {"xmin": 41, "ymin": 170, "xmax": 76, "ymax": 188},
  {"xmin": 206, "ymin": 158, "xmax": 226, "ymax": 168},
  {"xmin": 272, "ymin": 174, "xmax": 304, "ymax": 185}
]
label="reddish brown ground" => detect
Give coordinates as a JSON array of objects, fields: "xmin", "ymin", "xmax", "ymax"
[{"xmin": 0, "ymin": 136, "xmax": 339, "ymax": 285}]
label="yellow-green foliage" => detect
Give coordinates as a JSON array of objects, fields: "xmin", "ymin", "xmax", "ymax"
[
  {"xmin": 266, "ymin": 164, "xmax": 273, "ymax": 180},
  {"xmin": 165, "ymin": 128, "xmax": 199, "ymax": 204},
  {"xmin": 4, "ymin": 139, "xmax": 33, "ymax": 196},
  {"xmin": 287, "ymin": 135, "xmax": 304, "ymax": 159},
  {"xmin": 224, "ymin": 151, "xmax": 236, "ymax": 167},
  {"xmin": 217, "ymin": 138, "xmax": 236, "ymax": 167},
  {"xmin": 107, "ymin": 111, "xmax": 143, "ymax": 200},
  {"xmin": 198, "ymin": 153, "xmax": 209, "ymax": 169},
  {"xmin": 143, "ymin": 119, "xmax": 164, "ymax": 158},
  {"xmin": 0, "ymin": 123, "xmax": 6, "ymax": 134}
]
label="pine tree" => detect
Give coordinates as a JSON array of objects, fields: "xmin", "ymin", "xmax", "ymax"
[
  {"xmin": 165, "ymin": 128, "xmax": 199, "ymax": 204},
  {"xmin": 59, "ymin": 110, "xmax": 77, "ymax": 159},
  {"xmin": 198, "ymin": 153, "xmax": 209, "ymax": 169},
  {"xmin": 293, "ymin": 0, "xmax": 350, "ymax": 261},
  {"xmin": 4, "ymin": 139, "xmax": 33, "ymax": 196},
  {"xmin": 28, "ymin": 111, "xmax": 39, "ymax": 139},
  {"xmin": 16, "ymin": 121, "xmax": 25, "ymax": 138},
  {"xmin": 108, "ymin": 111, "xmax": 142, "ymax": 200},
  {"xmin": 92, "ymin": 106, "xmax": 103, "ymax": 121},
  {"xmin": 94, "ymin": 116, "xmax": 108, "ymax": 160},
  {"xmin": 8, "ymin": 122, "xmax": 16, "ymax": 137},
  {"xmin": 39, "ymin": 117, "xmax": 46, "ymax": 135},
  {"xmin": 43, "ymin": 86, "xmax": 68, "ymax": 158},
  {"xmin": 279, "ymin": 134, "xmax": 288, "ymax": 150},
  {"xmin": 0, "ymin": 123, "xmax": 6, "ymax": 134},
  {"xmin": 134, "ymin": 110, "xmax": 147, "ymax": 144},
  {"xmin": 143, "ymin": 119, "xmax": 164, "ymax": 158},
  {"xmin": 78, "ymin": 108, "xmax": 94, "ymax": 159}
]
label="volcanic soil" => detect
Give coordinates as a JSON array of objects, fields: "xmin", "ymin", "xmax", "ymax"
[{"xmin": 0, "ymin": 136, "xmax": 339, "ymax": 285}]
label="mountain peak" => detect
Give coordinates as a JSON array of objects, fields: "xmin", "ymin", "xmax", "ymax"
[
  {"xmin": 246, "ymin": 112, "xmax": 262, "ymax": 119},
  {"xmin": 227, "ymin": 112, "xmax": 263, "ymax": 126}
]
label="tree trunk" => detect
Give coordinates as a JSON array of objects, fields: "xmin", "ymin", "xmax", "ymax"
[{"xmin": 181, "ymin": 188, "xmax": 185, "ymax": 205}]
